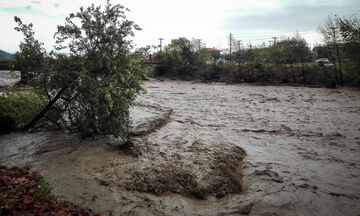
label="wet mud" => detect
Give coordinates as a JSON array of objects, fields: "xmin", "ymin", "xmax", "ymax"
[{"xmin": 1, "ymin": 72, "xmax": 360, "ymax": 215}]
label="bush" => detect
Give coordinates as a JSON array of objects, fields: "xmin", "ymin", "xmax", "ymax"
[{"xmin": 0, "ymin": 90, "xmax": 45, "ymax": 127}]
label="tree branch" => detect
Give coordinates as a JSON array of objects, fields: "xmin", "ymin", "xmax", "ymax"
[{"xmin": 22, "ymin": 87, "xmax": 66, "ymax": 131}]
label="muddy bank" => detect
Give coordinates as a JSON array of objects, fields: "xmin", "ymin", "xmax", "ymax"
[{"xmin": 1, "ymin": 77, "xmax": 360, "ymax": 215}]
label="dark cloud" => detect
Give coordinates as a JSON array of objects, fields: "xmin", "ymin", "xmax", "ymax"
[{"xmin": 222, "ymin": 1, "xmax": 360, "ymax": 32}]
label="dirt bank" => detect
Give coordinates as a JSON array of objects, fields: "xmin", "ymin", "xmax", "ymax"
[{"xmin": 1, "ymin": 74, "xmax": 360, "ymax": 215}]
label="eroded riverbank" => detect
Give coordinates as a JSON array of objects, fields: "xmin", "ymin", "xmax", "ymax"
[{"xmin": 1, "ymin": 73, "xmax": 360, "ymax": 215}]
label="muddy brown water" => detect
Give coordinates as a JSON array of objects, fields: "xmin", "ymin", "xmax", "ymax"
[{"xmin": 1, "ymin": 71, "xmax": 360, "ymax": 215}]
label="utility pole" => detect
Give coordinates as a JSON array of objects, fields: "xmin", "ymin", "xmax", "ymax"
[
  {"xmin": 236, "ymin": 40, "xmax": 242, "ymax": 62},
  {"xmin": 229, "ymin": 33, "xmax": 232, "ymax": 62},
  {"xmin": 237, "ymin": 40, "xmax": 242, "ymax": 71},
  {"xmin": 158, "ymin": 38, "xmax": 164, "ymax": 52},
  {"xmin": 272, "ymin": 37, "xmax": 277, "ymax": 45},
  {"xmin": 197, "ymin": 39, "xmax": 202, "ymax": 52},
  {"xmin": 249, "ymin": 43, "xmax": 254, "ymax": 74}
]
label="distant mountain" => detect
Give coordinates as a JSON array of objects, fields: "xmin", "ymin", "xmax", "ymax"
[{"xmin": 0, "ymin": 49, "xmax": 14, "ymax": 61}]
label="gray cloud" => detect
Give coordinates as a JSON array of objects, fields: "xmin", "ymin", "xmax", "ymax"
[{"xmin": 222, "ymin": 1, "xmax": 360, "ymax": 32}]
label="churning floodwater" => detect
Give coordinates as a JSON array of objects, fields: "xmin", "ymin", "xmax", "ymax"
[{"xmin": 1, "ymin": 71, "xmax": 360, "ymax": 215}]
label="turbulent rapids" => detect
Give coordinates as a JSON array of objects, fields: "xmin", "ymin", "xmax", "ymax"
[{"xmin": 1, "ymin": 71, "xmax": 360, "ymax": 215}]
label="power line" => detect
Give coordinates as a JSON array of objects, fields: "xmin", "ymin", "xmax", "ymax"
[{"xmin": 232, "ymin": 30, "xmax": 316, "ymax": 36}]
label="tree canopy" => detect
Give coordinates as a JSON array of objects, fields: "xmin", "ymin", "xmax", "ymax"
[
  {"xmin": 12, "ymin": 1, "xmax": 146, "ymax": 139},
  {"xmin": 319, "ymin": 14, "xmax": 360, "ymax": 85}
]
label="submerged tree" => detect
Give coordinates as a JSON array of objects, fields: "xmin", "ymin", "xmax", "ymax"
[{"xmin": 14, "ymin": 1, "xmax": 145, "ymax": 139}]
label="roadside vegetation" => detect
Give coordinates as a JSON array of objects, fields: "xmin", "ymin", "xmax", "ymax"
[{"xmin": 149, "ymin": 14, "xmax": 360, "ymax": 87}]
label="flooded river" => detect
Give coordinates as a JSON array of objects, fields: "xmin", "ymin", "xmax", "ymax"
[{"xmin": 1, "ymin": 71, "xmax": 360, "ymax": 215}]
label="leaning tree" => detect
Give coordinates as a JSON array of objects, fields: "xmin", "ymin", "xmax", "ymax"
[{"xmin": 14, "ymin": 1, "xmax": 146, "ymax": 140}]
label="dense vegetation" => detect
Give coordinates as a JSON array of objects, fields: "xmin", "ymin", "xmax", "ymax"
[
  {"xmin": 151, "ymin": 14, "xmax": 360, "ymax": 86},
  {"xmin": 319, "ymin": 14, "xmax": 360, "ymax": 85},
  {"xmin": 0, "ymin": 1, "xmax": 146, "ymax": 139},
  {"xmin": 150, "ymin": 35, "xmax": 327, "ymax": 85},
  {"xmin": 0, "ymin": 90, "xmax": 46, "ymax": 127}
]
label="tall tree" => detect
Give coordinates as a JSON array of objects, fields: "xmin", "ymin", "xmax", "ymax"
[
  {"xmin": 319, "ymin": 16, "xmax": 344, "ymax": 86},
  {"xmin": 270, "ymin": 35, "xmax": 311, "ymax": 84},
  {"xmin": 161, "ymin": 37, "xmax": 199, "ymax": 76},
  {"xmin": 293, "ymin": 33, "xmax": 312, "ymax": 85},
  {"xmin": 336, "ymin": 14, "xmax": 360, "ymax": 85}
]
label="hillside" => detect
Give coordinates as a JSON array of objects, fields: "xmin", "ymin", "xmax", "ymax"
[{"xmin": 0, "ymin": 49, "xmax": 14, "ymax": 61}]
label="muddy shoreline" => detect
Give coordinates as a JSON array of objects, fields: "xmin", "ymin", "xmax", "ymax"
[{"xmin": 1, "ymin": 71, "xmax": 360, "ymax": 215}]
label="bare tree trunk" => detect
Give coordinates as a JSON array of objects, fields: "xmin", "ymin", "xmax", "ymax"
[
  {"xmin": 19, "ymin": 71, "xmax": 27, "ymax": 84},
  {"xmin": 290, "ymin": 63, "xmax": 296, "ymax": 83},
  {"xmin": 335, "ymin": 44, "xmax": 343, "ymax": 86},
  {"xmin": 300, "ymin": 56, "xmax": 306, "ymax": 85}
]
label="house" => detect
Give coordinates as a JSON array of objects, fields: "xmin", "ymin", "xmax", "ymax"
[
  {"xmin": 204, "ymin": 48, "xmax": 222, "ymax": 64},
  {"xmin": 204, "ymin": 48, "xmax": 221, "ymax": 56}
]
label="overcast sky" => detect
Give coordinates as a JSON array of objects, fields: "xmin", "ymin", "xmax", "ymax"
[{"xmin": 0, "ymin": 0, "xmax": 359, "ymax": 53}]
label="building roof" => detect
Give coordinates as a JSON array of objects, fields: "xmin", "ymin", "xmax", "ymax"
[{"xmin": 205, "ymin": 48, "xmax": 221, "ymax": 52}]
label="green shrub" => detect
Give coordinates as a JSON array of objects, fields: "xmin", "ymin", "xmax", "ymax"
[{"xmin": 0, "ymin": 89, "xmax": 45, "ymax": 127}]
